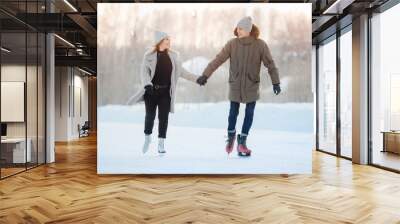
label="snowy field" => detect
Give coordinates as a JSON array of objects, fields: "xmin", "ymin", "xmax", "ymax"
[{"xmin": 98, "ymin": 102, "xmax": 314, "ymax": 174}]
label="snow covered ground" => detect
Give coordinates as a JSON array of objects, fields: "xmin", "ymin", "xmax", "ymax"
[{"xmin": 98, "ymin": 102, "xmax": 313, "ymax": 174}]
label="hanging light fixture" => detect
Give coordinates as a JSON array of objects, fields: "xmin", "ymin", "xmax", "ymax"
[
  {"xmin": 63, "ymin": 0, "xmax": 78, "ymax": 12},
  {"xmin": 1, "ymin": 47, "xmax": 11, "ymax": 53}
]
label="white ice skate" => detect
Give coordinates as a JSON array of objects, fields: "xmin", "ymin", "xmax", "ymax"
[
  {"xmin": 158, "ymin": 138, "xmax": 166, "ymax": 154},
  {"xmin": 142, "ymin": 134, "xmax": 152, "ymax": 154}
]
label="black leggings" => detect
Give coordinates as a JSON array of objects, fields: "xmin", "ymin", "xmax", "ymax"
[{"xmin": 144, "ymin": 88, "xmax": 171, "ymax": 138}]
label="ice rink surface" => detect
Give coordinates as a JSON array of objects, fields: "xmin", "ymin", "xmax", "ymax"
[{"xmin": 98, "ymin": 102, "xmax": 313, "ymax": 174}]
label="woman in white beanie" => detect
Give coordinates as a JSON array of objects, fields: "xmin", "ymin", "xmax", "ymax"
[
  {"xmin": 128, "ymin": 31, "xmax": 197, "ymax": 154},
  {"xmin": 196, "ymin": 16, "xmax": 281, "ymax": 157}
]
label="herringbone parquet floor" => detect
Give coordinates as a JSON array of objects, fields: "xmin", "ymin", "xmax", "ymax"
[{"xmin": 1, "ymin": 133, "xmax": 400, "ymax": 224}]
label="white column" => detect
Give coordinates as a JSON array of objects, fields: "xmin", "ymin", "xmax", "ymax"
[
  {"xmin": 46, "ymin": 1, "xmax": 55, "ymax": 163},
  {"xmin": 352, "ymin": 14, "xmax": 369, "ymax": 164}
]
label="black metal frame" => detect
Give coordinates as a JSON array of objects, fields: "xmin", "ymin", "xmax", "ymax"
[
  {"xmin": 336, "ymin": 22, "xmax": 341, "ymax": 158},
  {"xmin": 367, "ymin": 10, "xmax": 373, "ymax": 166},
  {"xmin": 0, "ymin": 18, "xmax": 2, "ymax": 179},
  {"xmin": 0, "ymin": 0, "xmax": 47, "ymax": 180},
  {"xmin": 44, "ymin": 0, "xmax": 47, "ymax": 165},
  {"xmin": 315, "ymin": 44, "xmax": 319, "ymax": 151}
]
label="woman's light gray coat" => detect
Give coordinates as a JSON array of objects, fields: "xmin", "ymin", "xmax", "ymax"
[{"xmin": 126, "ymin": 49, "xmax": 197, "ymax": 113}]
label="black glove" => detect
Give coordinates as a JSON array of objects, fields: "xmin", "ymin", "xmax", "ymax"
[
  {"xmin": 144, "ymin": 85, "xmax": 154, "ymax": 95},
  {"xmin": 273, "ymin": 84, "xmax": 281, "ymax": 95},
  {"xmin": 196, "ymin": 75, "xmax": 208, "ymax": 86}
]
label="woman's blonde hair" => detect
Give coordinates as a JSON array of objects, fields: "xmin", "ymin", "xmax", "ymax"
[{"xmin": 233, "ymin": 24, "xmax": 260, "ymax": 39}]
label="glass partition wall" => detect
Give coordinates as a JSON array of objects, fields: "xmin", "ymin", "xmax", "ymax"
[
  {"xmin": 317, "ymin": 35, "xmax": 337, "ymax": 155},
  {"xmin": 370, "ymin": 3, "xmax": 400, "ymax": 171},
  {"xmin": 315, "ymin": 0, "xmax": 400, "ymax": 172},
  {"xmin": 316, "ymin": 26, "xmax": 352, "ymax": 159},
  {"xmin": 339, "ymin": 27, "xmax": 352, "ymax": 159},
  {"xmin": 0, "ymin": 30, "xmax": 27, "ymax": 177},
  {"xmin": 0, "ymin": 2, "xmax": 46, "ymax": 179}
]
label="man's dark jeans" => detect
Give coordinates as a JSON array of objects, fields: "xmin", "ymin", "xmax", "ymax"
[{"xmin": 227, "ymin": 101, "xmax": 256, "ymax": 136}]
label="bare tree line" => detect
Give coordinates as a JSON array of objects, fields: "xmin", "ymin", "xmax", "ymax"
[{"xmin": 98, "ymin": 4, "xmax": 312, "ymax": 106}]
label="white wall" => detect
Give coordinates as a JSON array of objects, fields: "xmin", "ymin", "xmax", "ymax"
[
  {"xmin": 55, "ymin": 66, "xmax": 69, "ymax": 141},
  {"xmin": 72, "ymin": 72, "xmax": 89, "ymax": 138},
  {"xmin": 1, "ymin": 65, "xmax": 26, "ymax": 135},
  {"xmin": 1, "ymin": 65, "xmax": 40, "ymax": 138},
  {"xmin": 55, "ymin": 67, "xmax": 89, "ymax": 141}
]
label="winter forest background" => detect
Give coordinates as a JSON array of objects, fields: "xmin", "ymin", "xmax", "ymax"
[{"xmin": 97, "ymin": 3, "xmax": 312, "ymax": 106}]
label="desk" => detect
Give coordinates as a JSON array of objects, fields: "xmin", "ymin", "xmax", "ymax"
[
  {"xmin": 1, "ymin": 138, "xmax": 31, "ymax": 163},
  {"xmin": 381, "ymin": 131, "xmax": 400, "ymax": 154}
]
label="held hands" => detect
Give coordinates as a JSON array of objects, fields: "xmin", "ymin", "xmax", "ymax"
[
  {"xmin": 144, "ymin": 85, "xmax": 154, "ymax": 95},
  {"xmin": 196, "ymin": 75, "xmax": 208, "ymax": 86},
  {"xmin": 196, "ymin": 74, "xmax": 281, "ymax": 95},
  {"xmin": 273, "ymin": 84, "xmax": 281, "ymax": 95}
]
